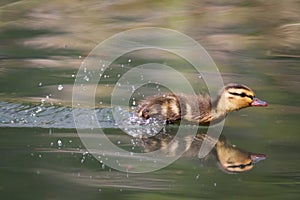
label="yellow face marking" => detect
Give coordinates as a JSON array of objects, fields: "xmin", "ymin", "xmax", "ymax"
[
  {"xmin": 216, "ymin": 141, "xmax": 256, "ymax": 173},
  {"xmin": 225, "ymin": 88, "xmax": 256, "ymax": 110}
]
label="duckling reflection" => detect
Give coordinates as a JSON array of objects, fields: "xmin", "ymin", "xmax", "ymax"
[
  {"xmin": 137, "ymin": 83, "xmax": 268, "ymax": 125},
  {"xmin": 140, "ymin": 132, "xmax": 266, "ymax": 173}
]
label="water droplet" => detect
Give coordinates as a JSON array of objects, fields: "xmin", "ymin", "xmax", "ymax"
[
  {"xmin": 38, "ymin": 82, "xmax": 42, "ymax": 87},
  {"xmin": 195, "ymin": 174, "xmax": 200, "ymax": 180},
  {"xmin": 128, "ymin": 59, "xmax": 131, "ymax": 63},
  {"xmin": 57, "ymin": 85, "xmax": 63, "ymax": 91},
  {"xmin": 57, "ymin": 140, "xmax": 62, "ymax": 147},
  {"xmin": 214, "ymin": 182, "xmax": 217, "ymax": 187},
  {"xmin": 35, "ymin": 107, "xmax": 42, "ymax": 113},
  {"xmin": 83, "ymin": 75, "xmax": 90, "ymax": 81},
  {"xmin": 131, "ymin": 85, "xmax": 135, "ymax": 91}
]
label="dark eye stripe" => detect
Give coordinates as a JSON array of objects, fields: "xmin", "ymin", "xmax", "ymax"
[
  {"xmin": 229, "ymin": 92, "xmax": 253, "ymax": 100},
  {"xmin": 227, "ymin": 162, "xmax": 252, "ymax": 169}
]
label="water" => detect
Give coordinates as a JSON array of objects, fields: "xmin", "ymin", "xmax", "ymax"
[{"xmin": 1, "ymin": 1, "xmax": 299, "ymax": 199}]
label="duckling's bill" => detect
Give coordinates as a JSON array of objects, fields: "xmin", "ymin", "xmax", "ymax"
[
  {"xmin": 250, "ymin": 153, "xmax": 266, "ymax": 163},
  {"xmin": 251, "ymin": 97, "xmax": 268, "ymax": 107}
]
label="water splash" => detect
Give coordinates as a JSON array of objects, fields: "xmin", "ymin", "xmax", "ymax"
[
  {"xmin": 0, "ymin": 102, "xmax": 166, "ymax": 136},
  {"xmin": 112, "ymin": 106, "xmax": 166, "ymax": 137}
]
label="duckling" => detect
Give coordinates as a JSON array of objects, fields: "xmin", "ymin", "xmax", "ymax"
[
  {"xmin": 141, "ymin": 133, "xmax": 266, "ymax": 173},
  {"xmin": 136, "ymin": 83, "xmax": 267, "ymax": 125}
]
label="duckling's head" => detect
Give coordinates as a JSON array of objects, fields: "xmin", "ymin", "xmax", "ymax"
[
  {"xmin": 215, "ymin": 141, "xmax": 266, "ymax": 173},
  {"xmin": 216, "ymin": 83, "xmax": 268, "ymax": 113}
]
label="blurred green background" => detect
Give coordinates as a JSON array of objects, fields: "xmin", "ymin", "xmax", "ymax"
[{"xmin": 0, "ymin": 0, "xmax": 299, "ymax": 199}]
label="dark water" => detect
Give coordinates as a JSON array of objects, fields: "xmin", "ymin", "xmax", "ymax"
[{"xmin": 1, "ymin": 1, "xmax": 300, "ymax": 199}]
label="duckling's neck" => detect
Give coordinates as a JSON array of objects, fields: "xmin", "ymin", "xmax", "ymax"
[
  {"xmin": 201, "ymin": 94, "xmax": 229, "ymax": 124},
  {"xmin": 190, "ymin": 95, "xmax": 229, "ymax": 125}
]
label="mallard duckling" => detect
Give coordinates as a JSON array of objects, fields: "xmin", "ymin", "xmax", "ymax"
[{"xmin": 136, "ymin": 83, "xmax": 267, "ymax": 125}]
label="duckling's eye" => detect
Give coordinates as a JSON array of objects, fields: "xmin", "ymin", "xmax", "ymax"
[
  {"xmin": 239, "ymin": 164, "xmax": 246, "ymax": 169},
  {"xmin": 239, "ymin": 161, "xmax": 253, "ymax": 169},
  {"xmin": 240, "ymin": 92, "xmax": 246, "ymax": 97}
]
